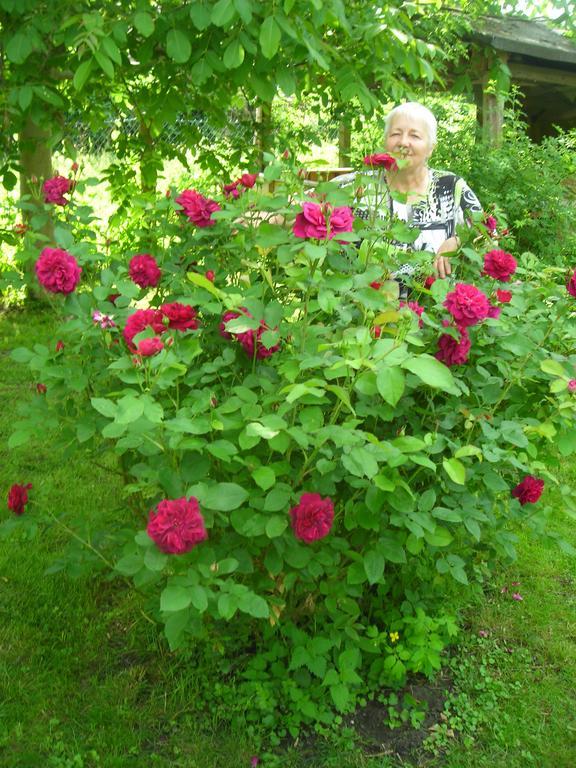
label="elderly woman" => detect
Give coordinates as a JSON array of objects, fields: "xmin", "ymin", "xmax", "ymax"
[{"xmin": 337, "ymin": 101, "xmax": 483, "ymax": 281}]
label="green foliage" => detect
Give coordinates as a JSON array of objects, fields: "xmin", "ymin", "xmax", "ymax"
[{"xmin": 4, "ymin": 155, "xmax": 576, "ymax": 741}]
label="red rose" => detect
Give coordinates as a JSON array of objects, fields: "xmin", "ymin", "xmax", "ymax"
[
  {"xmin": 175, "ymin": 189, "xmax": 221, "ymax": 227},
  {"xmin": 147, "ymin": 497, "xmax": 207, "ymax": 554},
  {"xmin": 219, "ymin": 309, "xmax": 279, "ymax": 359},
  {"xmin": 293, "ymin": 202, "xmax": 353, "ymax": 240},
  {"xmin": 55, "ymin": 340, "xmax": 65, "ymax": 352},
  {"xmin": 7, "ymin": 483, "xmax": 32, "ymax": 515},
  {"xmin": 423, "ymin": 275, "xmax": 436, "ymax": 289},
  {"xmin": 42, "ymin": 175, "xmax": 74, "ymax": 205},
  {"xmin": 205, "ymin": 270, "xmax": 215, "ymax": 282},
  {"xmin": 496, "ymin": 289, "xmax": 512, "ymax": 303},
  {"xmin": 35, "ymin": 247, "xmax": 82, "ymax": 294},
  {"xmin": 290, "ymin": 493, "xmax": 334, "ymax": 543},
  {"xmin": 483, "ymin": 249, "xmax": 517, "ymax": 282},
  {"xmin": 223, "ymin": 182, "xmax": 240, "ymax": 199},
  {"xmin": 161, "ymin": 302, "xmax": 199, "ymax": 331},
  {"xmin": 137, "ymin": 337, "xmax": 164, "ymax": 356},
  {"xmin": 511, "ymin": 476, "xmax": 544, "ymax": 505},
  {"xmin": 484, "ymin": 214, "xmax": 498, "ymax": 235},
  {"xmin": 436, "ymin": 328, "xmax": 471, "ymax": 366},
  {"xmin": 363, "ymin": 153, "xmax": 398, "ymax": 170},
  {"xmin": 444, "ymin": 283, "xmax": 490, "ymax": 328},
  {"xmin": 566, "ymin": 269, "xmax": 576, "ymax": 298},
  {"xmin": 36, "ymin": 383, "xmax": 47, "ymax": 394},
  {"xmin": 123, "ymin": 308, "xmax": 165, "ymax": 350},
  {"xmin": 128, "ymin": 253, "xmax": 161, "ymax": 288},
  {"xmin": 370, "ymin": 281, "xmax": 383, "ymax": 290},
  {"xmin": 487, "ymin": 304, "xmax": 501, "ymax": 319},
  {"xmin": 240, "ymin": 173, "xmax": 258, "ymax": 188}
]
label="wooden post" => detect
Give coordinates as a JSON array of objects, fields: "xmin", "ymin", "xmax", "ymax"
[
  {"xmin": 338, "ymin": 121, "xmax": 351, "ymax": 167},
  {"xmin": 255, "ymin": 102, "xmax": 272, "ymax": 172}
]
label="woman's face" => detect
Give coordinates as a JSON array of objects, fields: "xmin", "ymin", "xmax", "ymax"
[{"xmin": 385, "ymin": 114, "xmax": 433, "ymax": 171}]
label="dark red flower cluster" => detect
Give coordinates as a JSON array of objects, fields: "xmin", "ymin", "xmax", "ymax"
[
  {"xmin": 147, "ymin": 497, "xmax": 207, "ymax": 554},
  {"xmin": 129, "ymin": 254, "xmax": 161, "ymax": 288},
  {"xmin": 7, "ymin": 483, "xmax": 32, "ymax": 515},
  {"xmin": 223, "ymin": 172, "xmax": 259, "ymax": 199},
  {"xmin": 123, "ymin": 303, "xmax": 199, "ymax": 351},
  {"xmin": 363, "ymin": 153, "xmax": 398, "ymax": 171},
  {"xmin": 35, "ymin": 247, "xmax": 82, "ymax": 294},
  {"xmin": 175, "ymin": 189, "xmax": 221, "ymax": 227},
  {"xmin": 436, "ymin": 328, "xmax": 471, "ymax": 366},
  {"xmin": 483, "ymin": 249, "xmax": 517, "ymax": 282},
  {"xmin": 293, "ymin": 202, "xmax": 354, "ymax": 240},
  {"xmin": 42, "ymin": 175, "xmax": 74, "ymax": 205},
  {"xmin": 444, "ymin": 283, "xmax": 490, "ymax": 328},
  {"xmin": 290, "ymin": 493, "xmax": 334, "ymax": 543},
  {"xmin": 219, "ymin": 308, "xmax": 280, "ymax": 360},
  {"xmin": 566, "ymin": 269, "xmax": 576, "ymax": 298},
  {"xmin": 511, "ymin": 476, "xmax": 544, "ymax": 505}
]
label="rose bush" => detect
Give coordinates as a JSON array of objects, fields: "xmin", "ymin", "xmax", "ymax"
[{"xmin": 5, "ymin": 157, "xmax": 576, "ymax": 738}]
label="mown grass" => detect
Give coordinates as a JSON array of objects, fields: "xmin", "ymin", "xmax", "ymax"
[{"xmin": 1, "ymin": 307, "xmax": 575, "ymax": 768}]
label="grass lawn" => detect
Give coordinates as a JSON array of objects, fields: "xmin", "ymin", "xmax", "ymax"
[{"xmin": 1, "ymin": 307, "xmax": 575, "ymax": 768}]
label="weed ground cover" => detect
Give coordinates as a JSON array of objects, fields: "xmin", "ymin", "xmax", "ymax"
[{"xmin": 1, "ymin": 307, "xmax": 574, "ymax": 768}]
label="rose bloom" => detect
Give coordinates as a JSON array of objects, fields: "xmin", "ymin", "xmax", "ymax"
[
  {"xmin": 123, "ymin": 308, "xmax": 165, "ymax": 349},
  {"xmin": 566, "ymin": 269, "xmax": 576, "ymax": 298},
  {"xmin": 161, "ymin": 302, "xmax": 199, "ymax": 331},
  {"xmin": 290, "ymin": 493, "xmax": 334, "ymax": 543},
  {"xmin": 483, "ymin": 249, "xmax": 517, "ymax": 282},
  {"xmin": 36, "ymin": 383, "xmax": 47, "ymax": 394},
  {"xmin": 147, "ymin": 497, "xmax": 208, "ymax": 554},
  {"xmin": 496, "ymin": 289, "xmax": 512, "ymax": 303},
  {"xmin": 484, "ymin": 214, "xmax": 498, "ymax": 235},
  {"xmin": 487, "ymin": 304, "xmax": 501, "ymax": 320},
  {"xmin": 363, "ymin": 153, "xmax": 398, "ymax": 170},
  {"xmin": 175, "ymin": 189, "xmax": 221, "ymax": 227},
  {"xmin": 7, "ymin": 482, "xmax": 32, "ymax": 516},
  {"xmin": 128, "ymin": 253, "xmax": 161, "ymax": 288},
  {"xmin": 423, "ymin": 275, "xmax": 436, "ymax": 289},
  {"xmin": 240, "ymin": 173, "xmax": 258, "ymax": 188},
  {"xmin": 293, "ymin": 202, "xmax": 354, "ymax": 240},
  {"xmin": 436, "ymin": 328, "xmax": 471, "ymax": 366},
  {"xmin": 42, "ymin": 175, "xmax": 74, "ymax": 205},
  {"xmin": 568, "ymin": 379, "xmax": 576, "ymax": 392},
  {"xmin": 205, "ymin": 270, "xmax": 215, "ymax": 282},
  {"xmin": 137, "ymin": 336, "xmax": 164, "ymax": 357},
  {"xmin": 55, "ymin": 340, "xmax": 65, "ymax": 352},
  {"xmin": 444, "ymin": 283, "xmax": 490, "ymax": 328},
  {"xmin": 239, "ymin": 323, "xmax": 281, "ymax": 360},
  {"xmin": 370, "ymin": 280, "xmax": 383, "ymax": 290},
  {"xmin": 35, "ymin": 247, "xmax": 82, "ymax": 294},
  {"xmin": 511, "ymin": 475, "xmax": 544, "ymax": 505},
  {"xmin": 223, "ymin": 182, "xmax": 240, "ymax": 199}
]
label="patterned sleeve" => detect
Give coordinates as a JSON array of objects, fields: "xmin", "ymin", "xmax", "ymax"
[{"xmin": 455, "ymin": 177, "xmax": 483, "ymax": 225}]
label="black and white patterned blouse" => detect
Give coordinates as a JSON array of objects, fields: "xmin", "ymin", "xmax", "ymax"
[{"xmin": 335, "ymin": 168, "xmax": 482, "ymax": 277}]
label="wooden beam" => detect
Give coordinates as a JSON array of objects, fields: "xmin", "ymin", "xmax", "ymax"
[{"xmin": 508, "ymin": 61, "xmax": 576, "ymax": 88}]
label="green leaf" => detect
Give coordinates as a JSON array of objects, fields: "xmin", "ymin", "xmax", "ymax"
[
  {"xmin": 379, "ymin": 536, "xmax": 406, "ymax": 564},
  {"xmin": 443, "ymin": 457, "xmax": 466, "ymax": 485},
  {"xmin": 376, "ymin": 365, "xmax": 405, "ymax": 406},
  {"xmin": 5, "ymin": 32, "xmax": 33, "ymax": 64},
  {"xmin": 252, "ymin": 466, "xmax": 276, "ymax": 490},
  {"xmin": 161, "ymin": 586, "xmax": 192, "ymax": 612},
  {"xmin": 264, "ymin": 487, "xmax": 291, "ymax": 512},
  {"xmin": 234, "ymin": 0, "xmax": 253, "ymax": 23},
  {"xmin": 166, "ymin": 29, "xmax": 192, "ymax": 63},
  {"xmin": 164, "ymin": 609, "xmax": 191, "ymax": 651},
  {"xmin": 425, "ymin": 527, "xmax": 453, "ymax": 547},
  {"xmin": 223, "ymin": 39, "xmax": 245, "ymax": 69},
  {"xmin": 363, "ymin": 550, "xmax": 385, "ymax": 585},
  {"xmin": 202, "ymin": 483, "xmax": 248, "ymax": 511},
  {"xmin": 211, "ymin": 0, "xmax": 236, "ymax": 26},
  {"xmin": 189, "ymin": 585, "xmax": 208, "ymax": 612},
  {"xmin": 190, "ymin": 3, "xmax": 212, "ymax": 29},
  {"xmin": 144, "ymin": 548, "xmax": 168, "ymax": 572},
  {"xmin": 238, "ymin": 592, "xmax": 269, "ymax": 618},
  {"xmin": 94, "ymin": 51, "xmax": 114, "ymax": 79},
  {"xmin": 265, "ymin": 515, "xmax": 288, "ymax": 538},
  {"xmin": 330, "ymin": 683, "xmax": 350, "ymax": 712},
  {"xmin": 133, "ymin": 11, "xmax": 155, "ymax": 37},
  {"xmin": 402, "ymin": 354, "xmax": 459, "ymax": 394},
  {"xmin": 115, "ymin": 553, "xmax": 144, "ymax": 576},
  {"xmin": 217, "ymin": 593, "xmax": 238, "ymax": 620},
  {"xmin": 115, "ymin": 395, "xmax": 145, "ymax": 424},
  {"xmin": 91, "ymin": 397, "xmax": 117, "ymax": 418},
  {"xmin": 259, "ymin": 16, "xmax": 281, "ymax": 59},
  {"xmin": 18, "ymin": 85, "xmax": 33, "ymax": 111}
]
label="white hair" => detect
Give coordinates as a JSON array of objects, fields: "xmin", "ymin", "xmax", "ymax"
[{"xmin": 384, "ymin": 102, "xmax": 438, "ymax": 148}]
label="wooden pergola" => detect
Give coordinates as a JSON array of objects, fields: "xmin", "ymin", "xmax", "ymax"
[{"xmin": 471, "ymin": 15, "xmax": 576, "ymax": 144}]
